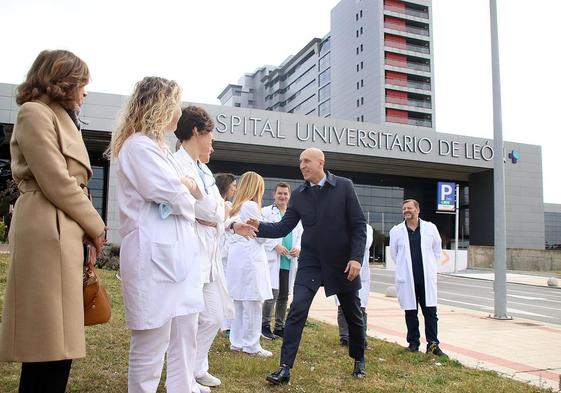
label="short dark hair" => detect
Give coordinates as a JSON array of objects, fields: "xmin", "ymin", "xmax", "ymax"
[
  {"xmin": 174, "ymin": 105, "xmax": 214, "ymax": 142},
  {"xmin": 274, "ymin": 182, "xmax": 291, "ymax": 192},
  {"xmin": 215, "ymin": 173, "xmax": 236, "ymax": 198},
  {"xmin": 402, "ymin": 199, "xmax": 420, "ymax": 210}
]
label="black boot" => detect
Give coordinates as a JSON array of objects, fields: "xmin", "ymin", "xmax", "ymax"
[{"xmin": 352, "ymin": 359, "xmax": 366, "ymax": 378}]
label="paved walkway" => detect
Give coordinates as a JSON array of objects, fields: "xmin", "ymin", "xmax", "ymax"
[
  {"xmin": 449, "ymin": 269, "xmax": 560, "ymax": 288},
  {"xmin": 308, "ymin": 283, "xmax": 561, "ymax": 391}
]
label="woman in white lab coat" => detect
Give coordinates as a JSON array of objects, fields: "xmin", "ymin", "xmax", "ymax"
[
  {"xmin": 337, "ymin": 223, "xmax": 373, "ymax": 345},
  {"xmin": 172, "ymin": 106, "xmax": 234, "ymax": 389},
  {"xmin": 226, "ymin": 171, "xmax": 273, "ymax": 357},
  {"xmin": 107, "ymin": 77, "xmax": 204, "ymax": 393}
]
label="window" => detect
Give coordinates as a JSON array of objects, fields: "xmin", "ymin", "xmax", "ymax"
[
  {"xmin": 360, "ymin": 27, "xmax": 363, "ymax": 35},
  {"xmin": 318, "ymin": 69, "xmax": 331, "ymax": 86},
  {"xmin": 318, "ymin": 99, "xmax": 330, "ymax": 117},
  {"xmin": 318, "ymin": 84, "xmax": 330, "ymax": 102},
  {"xmin": 356, "ymin": 30, "xmax": 359, "ymax": 38},
  {"xmin": 356, "ymin": 13, "xmax": 358, "ymax": 21},
  {"xmin": 356, "ymin": 64, "xmax": 360, "ymax": 72},
  {"xmin": 357, "ymin": 117, "xmax": 360, "ymax": 121},
  {"xmin": 234, "ymin": 103, "xmax": 241, "ymax": 107},
  {"xmin": 360, "ymin": 10, "xmax": 363, "ymax": 17},
  {"xmin": 356, "ymin": 47, "xmax": 359, "ymax": 55},
  {"xmin": 361, "ymin": 97, "xmax": 364, "ymax": 105},
  {"xmin": 319, "ymin": 54, "xmax": 330, "ymax": 72},
  {"xmin": 360, "ymin": 44, "xmax": 363, "ymax": 52},
  {"xmin": 360, "ymin": 61, "xmax": 364, "ymax": 70},
  {"xmin": 361, "ymin": 115, "xmax": 364, "ymax": 121},
  {"xmin": 361, "ymin": 79, "xmax": 364, "ymax": 87},
  {"xmin": 356, "ymin": 99, "xmax": 360, "ymax": 107},
  {"xmin": 320, "ymin": 38, "xmax": 330, "ymax": 55},
  {"xmin": 356, "ymin": 81, "xmax": 359, "ymax": 90}
]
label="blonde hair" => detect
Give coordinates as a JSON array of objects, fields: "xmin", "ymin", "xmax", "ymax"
[
  {"xmin": 106, "ymin": 76, "xmax": 181, "ymax": 158},
  {"xmin": 230, "ymin": 171, "xmax": 265, "ymax": 216}
]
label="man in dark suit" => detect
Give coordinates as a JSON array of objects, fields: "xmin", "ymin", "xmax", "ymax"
[{"xmin": 248, "ymin": 148, "xmax": 367, "ymax": 384}]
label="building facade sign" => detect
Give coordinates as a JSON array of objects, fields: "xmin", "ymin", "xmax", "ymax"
[{"xmin": 215, "ymin": 113, "xmax": 494, "ymax": 162}]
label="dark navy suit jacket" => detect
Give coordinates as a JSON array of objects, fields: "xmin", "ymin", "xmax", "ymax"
[{"xmin": 257, "ymin": 171, "xmax": 366, "ymax": 296}]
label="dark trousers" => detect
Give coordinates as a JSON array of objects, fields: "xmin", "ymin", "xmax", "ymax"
[
  {"xmin": 262, "ymin": 269, "xmax": 290, "ymax": 330},
  {"xmin": 19, "ymin": 360, "xmax": 72, "ymax": 393},
  {"xmin": 405, "ymin": 284, "xmax": 439, "ymax": 347},
  {"xmin": 281, "ymin": 284, "xmax": 365, "ymax": 368},
  {"xmin": 337, "ymin": 305, "xmax": 367, "ymax": 345}
]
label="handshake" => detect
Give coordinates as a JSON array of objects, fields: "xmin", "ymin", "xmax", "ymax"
[{"xmin": 232, "ymin": 219, "xmax": 260, "ymax": 239}]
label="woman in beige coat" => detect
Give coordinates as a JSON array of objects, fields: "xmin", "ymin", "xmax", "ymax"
[{"xmin": 0, "ymin": 50, "xmax": 106, "ymax": 393}]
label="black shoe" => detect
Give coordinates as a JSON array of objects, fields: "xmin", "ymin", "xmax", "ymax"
[
  {"xmin": 339, "ymin": 338, "xmax": 349, "ymax": 347},
  {"xmin": 261, "ymin": 325, "xmax": 277, "ymax": 340},
  {"xmin": 352, "ymin": 359, "xmax": 366, "ymax": 378},
  {"xmin": 273, "ymin": 328, "xmax": 284, "ymax": 338},
  {"xmin": 426, "ymin": 342, "xmax": 448, "ymax": 357},
  {"xmin": 407, "ymin": 343, "xmax": 419, "ymax": 352},
  {"xmin": 266, "ymin": 366, "xmax": 291, "ymax": 385}
]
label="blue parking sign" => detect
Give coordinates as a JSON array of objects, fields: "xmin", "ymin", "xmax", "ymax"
[{"xmin": 437, "ymin": 182, "xmax": 456, "ymax": 212}]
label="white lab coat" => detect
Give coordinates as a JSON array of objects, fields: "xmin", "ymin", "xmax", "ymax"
[
  {"xmin": 226, "ymin": 201, "xmax": 273, "ymax": 301},
  {"xmin": 261, "ymin": 204, "xmax": 303, "ymax": 294},
  {"xmin": 173, "ymin": 147, "xmax": 234, "ymax": 320},
  {"xmin": 389, "ymin": 219, "xmax": 442, "ymax": 310},
  {"xmin": 336, "ymin": 223, "xmax": 373, "ymax": 308},
  {"xmin": 117, "ymin": 134, "xmax": 204, "ymax": 330}
]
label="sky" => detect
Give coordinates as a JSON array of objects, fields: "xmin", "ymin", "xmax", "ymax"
[{"xmin": 1, "ymin": 0, "xmax": 560, "ymax": 202}]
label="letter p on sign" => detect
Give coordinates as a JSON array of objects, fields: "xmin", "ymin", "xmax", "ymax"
[{"xmin": 437, "ymin": 182, "xmax": 456, "ymax": 212}]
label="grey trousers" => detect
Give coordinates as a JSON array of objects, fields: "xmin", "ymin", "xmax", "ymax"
[
  {"xmin": 337, "ymin": 305, "xmax": 368, "ymax": 343},
  {"xmin": 262, "ymin": 269, "xmax": 289, "ymax": 330}
]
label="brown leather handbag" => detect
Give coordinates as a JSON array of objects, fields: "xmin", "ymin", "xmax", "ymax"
[{"xmin": 83, "ymin": 244, "xmax": 111, "ymax": 326}]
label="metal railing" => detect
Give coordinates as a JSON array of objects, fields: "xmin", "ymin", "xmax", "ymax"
[
  {"xmin": 385, "ymin": 58, "xmax": 430, "ymax": 72},
  {"xmin": 385, "ymin": 78, "xmax": 431, "ymax": 91},
  {"xmin": 386, "ymin": 96, "xmax": 432, "ymax": 109},
  {"xmin": 385, "ymin": 40, "xmax": 430, "ymax": 54},
  {"xmin": 386, "ymin": 116, "xmax": 432, "ymax": 127},
  {"xmin": 384, "ymin": 4, "xmax": 429, "ymax": 19},
  {"xmin": 384, "ymin": 22, "xmax": 430, "ymax": 36}
]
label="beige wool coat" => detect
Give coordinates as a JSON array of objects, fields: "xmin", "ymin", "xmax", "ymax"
[{"xmin": 0, "ymin": 96, "xmax": 105, "ymax": 362}]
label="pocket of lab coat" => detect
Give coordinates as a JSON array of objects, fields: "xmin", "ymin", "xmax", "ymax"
[{"xmin": 150, "ymin": 241, "xmax": 186, "ymax": 283}]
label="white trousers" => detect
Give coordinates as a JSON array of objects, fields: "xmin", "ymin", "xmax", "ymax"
[
  {"xmin": 230, "ymin": 300, "xmax": 263, "ymax": 353},
  {"xmin": 195, "ymin": 280, "xmax": 224, "ymax": 377},
  {"xmin": 128, "ymin": 313, "xmax": 198, "ymax": 393}
]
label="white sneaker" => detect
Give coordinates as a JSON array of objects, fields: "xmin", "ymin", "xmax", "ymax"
[
  {"xmin": 245, "ymin": 348, "xmax": 273, "ymax": 357},
  {"xmin": 194, "ymin": 383, "xmax": 211, "ymax": 393},
  {"xmin": 230, "ymin": 345, "xmax": 242, "ymax": 352},
  {"xmin": 196, "ymin": 372, "xmax": 221, "ymax": 387}
]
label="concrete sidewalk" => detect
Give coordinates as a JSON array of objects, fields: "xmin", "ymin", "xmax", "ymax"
[
  {"xmin": 308, "ymin": 289, "xmax": 561, "ymax": 391},
  {"xmin": 448, "ymin": 269, "xmax": 560, "ymax": 288}
]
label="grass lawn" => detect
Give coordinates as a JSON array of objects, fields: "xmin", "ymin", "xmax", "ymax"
[{"xmin": 0, "ymin": 253, "xmax": 552, "ymax": 392}]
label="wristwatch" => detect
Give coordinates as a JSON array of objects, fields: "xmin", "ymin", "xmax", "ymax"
[{"xmin": 229, "ymin": 221, "xmax": 236, "ymax": 233}]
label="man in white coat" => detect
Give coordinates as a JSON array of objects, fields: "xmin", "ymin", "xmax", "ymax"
[
  {"xmin": 261, "ymin": 182, "xmax": 303, "ymax": 340},
  {"xmin": 389, "ymin": 199, "xmax": 447, "ymax": 356}
]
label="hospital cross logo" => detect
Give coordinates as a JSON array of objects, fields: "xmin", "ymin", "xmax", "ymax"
[{"xmin": 508, "ymin": 149, "xmax": 520, "ymax": 164}]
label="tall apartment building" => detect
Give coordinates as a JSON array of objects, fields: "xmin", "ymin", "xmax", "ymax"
[{"xmin": 218, "ymin": 0, "xmax": 434, "ymax": 128}]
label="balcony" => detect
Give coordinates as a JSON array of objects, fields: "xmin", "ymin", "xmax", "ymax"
[
  {"xmin": 385, "ymin": 58, "xmax": 430, "ymax": 72},
  {"xmin": 385, "ymin": 77, "xmax": 431, "ymax": 91},
  {"xmin": 385, "ymin": 4, "xmax": 429, "ymax": 19},
  {"xmin": 385, "ymin": 39, "xmax": 430, "ymax": 54},
  {"xmin": 384, "ymin": 21, "xmax": 429, "ymax": 37},
  {"xmin": 387, "ymin": 115, "xmax": 432, "ymax": 127},
  {"xmin": 386, "ymin": 95, "xmax": 432, "ymax": 109}
]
